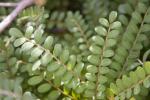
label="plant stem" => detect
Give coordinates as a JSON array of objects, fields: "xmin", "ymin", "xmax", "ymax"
[
  {"xmin": 0, "ymin": 2, "xmax": 18, "ymax": 7},
  {"xmin": 0, "ymin": 0, "xmax": 34, "ymax": 34}
]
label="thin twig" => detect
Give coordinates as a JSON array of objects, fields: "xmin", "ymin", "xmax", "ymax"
[
  {"xmin": 0, "ymin": 2, "xmax": 18, "ymax": 7},
  {"xmin": 0, "ymin": 0, "xmax": 34, "ymax": 34}
]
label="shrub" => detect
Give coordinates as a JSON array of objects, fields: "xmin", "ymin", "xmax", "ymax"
[{"xmin": 0, "ymin": 0, "xmax": 150, "ymax": 100}]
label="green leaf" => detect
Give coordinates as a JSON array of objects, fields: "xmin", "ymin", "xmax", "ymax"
[
  {"xmin": 86, "ymin": 65, "xmax": 98, "ymax": 73},
  {"xmin": 47, "ymin": 62, "xmax": 60, "ymax": 72},
  {"xmin": 129, "ymin": 72, "xmax": 138, "ymax": 84},
  {"xmin": 62, "ymin": 72, "xmax": 73, "ymax": 82},
  {"xmin": 143, "ymin": 50, "xmax": 150, "ymax": 62},
  {"xmin": 124, "ymin": 31, "xmax": 134, "ymax": 42},
  {"xmin": 100, "ymin": 67, "xmax": 109, "ymax": 74},
  {"xmin": 137, "ymin": 3, "xmax": 147, "ymax": 13},
  {"xmin": 116, "ymin": 79, "xmax": 123, "ymax": 92},
  {"xmin": 99, "ymin": 18, "xmax": 109, "ymax": 27},
  {"xmin": 89, "ymin": 45, "xmax": 101, "ymax": 54},
  {"xmin": 110, "ymin": 83, "xmax": 118, "ymax": 94},
  {"xmin": 103, "ymin": 49, "xmax": 114, "ymax": 57},
  {"xmin": 22, "ymin": 92, "xmax": 35, "ymax": 100},
  {"xmin": 135, "ymin": 67, "xmax": 146, "ymax": 80},
  {"xmin": 63, "ymin": 87, "xmax": 70, "ymax": 95},
  {"xmin": 41, "ymin": 52, "xmax": 52, "ymax": 66},
  {"xmin": 75, "ymin": 84, "xmax": 85, "ymax": 94},
  {"xmin": 0, "ymin": 38, "xmax": 5, "ymax": 48},
  {"xmin": 53, "ymin": 77, "xmax": 61, "ymax": 87},
  {"xmin": 54, "ymin": 67, "xmax": 66, "ymax": 77},
  {"xmin": 98, "ymin": 75, "xmax": 107, "ymax": 84},
  {"xmin": 118, "ymin": 4, "xmax": 133, "ymax": 14},
  {"xmin": 95, "ymin": 26, "xmax": 107, "ymax": 36},
  {"xmin": 25, "ymin": 26, "xmax": 34, "ymax": 38},
  {"xmin": 8, "ymin": 57, "xmax": 17, "ymax": 66},
  {"xmin": 108, "ymin": 30, "xmax": 120, "ymax": 38},
  {"xmin": 0, "ymin": 54, "xmax": 6, "ymax": 62},
  {"xmin": 111, "ymin": 62, "xmax": 121, "ymax": 71},
  {"xmin": 28, "ymin": 76, "xmax": 43, "ymax": 86},
  {"xmin": 109, "ymin": 11, "xmax": 117, "ymax": 23},
  {"xmin": 74, "ymin": 62, "xmax": 84, "ymax": 75},
  {"xmin": 141, "ymin": 24, "xmax": 150, "ymax": 32},
  {"xmin": 122, "ymin": 75, "xmax": 130, "ymax": 88},
  {"xmin": 48, "ymin": 90, "xmax": 61, "ymax": 100},
  {"xmin": 77, "ymin": 38, "xmax": 84, "ymax": 43},
  {"xmin": 97, "ymin": 91, "xmax": 105, "ymax": 99},
  {"xmin": 60, "ymin": 49, "xmax": 69, "ymax": 63},
  {"xmin": 97, "ymin": 84, "xmax": 105, "ymax": 92},
  {"xmin": 9, "ymin": 28, "xmax": 23, "ymax": 38},
  {"xmin": 144, "ymin": 62, "xmax": 150, "ymax": 74},
  {"xmin": 116, "ymin": 47, "xmax": 128, "ymax": 57},
  {"xmin": 92, "ymin": 35, "xmax": 104, "ymax": 46},
  {"xmin": 67, "ymin": 78, "xmax": 78, "ymax": 89},
  {"xmin": 14, "ymin": 38, "xmax": 26, "ymax": 47},
  {"xmin": 34, "ymin": 28, "xmax": 43, "ymax": 44},
  {"xmin": 29, "ymin": 56, "xmax": 38, "ymax": 63},
  {"xmin": 110, "ymin": 21, "xmax": 121, "ymax": 29},
  {"xmin": 126, "ymin": 89, "xmax": 132, "ymax": 99},
  {"xmin": 107, "ymin": 39, "xmax": 117, "ymax": 47},
  {"xmin": 53, "ymin": 44, "xmax": 62, "ymax": 57},
  {"xmin": 84, "ymin": 89, "xmax": 95, "ymax": 97},
  {"xmin": 143, "ymin": 78, "xmax": 150, "ymax": 88},
  {"xmin": 119, "ymin": 15, "xmax": 128, "ymax": 25},
  {"xmin": 85, "ymin": 73, "xmax": 96, "ymax": 81},
  {"xmin": 79, "ymin": 44, "xmax": 87, "ymax": 50},
  {"xmin": 134, "ymin": 84, "xmax": 140, "ymax": 95},
  {"xmin": 121, "ymin": 41, "xmax": 131, "ymax": 50},
  {"xmin": 106, "ymin": 88, "xmax": 114, "ymax": 99},
  {"xmin": 37, "ymin": 83, "xmax": 51, "ymax": 93},
  {"xmin": 120, "ymin": 92, "xmax": 126, "ymax": 100},
  {"xmin": 132, "ymin": 11, "xmax": 142, "ymax": 23},
  {"xmin": 86, "ymin": 81, "xmax": 96, "ymax": 90},
  {"xmin": 43, "ymin": 36, "xmax": 54, "ymax": 49},
  {"xmin": 144, "ymin": 14, "xmax": 150, "ymax": 23},
  {"xmin": 101, "ymin": 58, "xmax": 112, "ymax": 66},
  {"xmin": 31, "ymin": 47, "xmax": 44, "ymax": 58},
  {"xmin": 32, "ymin": 60, "xmax": 41, "ymax": 71},
  {"xmin": 21, "ymin": 42, "xmax": 34, "ymax": 51},
  {"xmin": 67, "ymin": 55, "xmax": 76, "ymax": 68},
  {"xmin": 88, "ymin": 55, "xmax": 99, "ymax": 65}
]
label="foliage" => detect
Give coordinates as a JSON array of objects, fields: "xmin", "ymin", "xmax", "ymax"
[{"xmin": 0, "ymin": 0, "xmax": 150, "ymax": 100}]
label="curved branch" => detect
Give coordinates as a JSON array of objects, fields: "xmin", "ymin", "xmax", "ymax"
[
  {"xmin": 0, "ymin": 2, "xmax": 18, "ymax": 7},
  {"xmin": 0, "ymin": 0, "xmax": 35, "ymax": 34}
]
